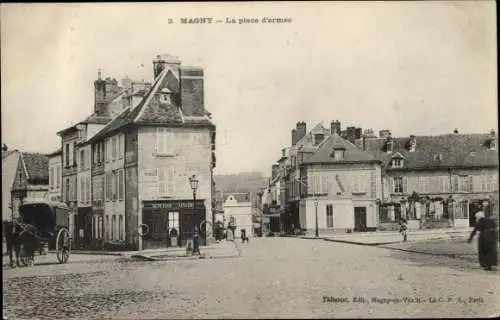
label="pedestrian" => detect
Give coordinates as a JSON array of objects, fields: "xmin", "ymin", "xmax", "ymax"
[
  {"xmin": 467, "ymin": 211, "xmax": 498, "ymax": 271},
  {"xmin": 399, "ymin": 219, "xmax": 408, "ymax": 242}
]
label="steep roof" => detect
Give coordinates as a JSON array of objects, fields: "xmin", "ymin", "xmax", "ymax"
[
  {"xmin": 360, "ymin": 133, "xmax": 498, "ymax": 170},
  {"xmin": 81, "ymin": 113, "xmax": 113, "ymax": 125},
  {"xmin": 21, "ymin": 152, "xmax": 49, "ymax": 182},
  {"xmin": 87, "ymin": 66, "xmax": 214, "ymax": 143},
  {"xmin": 303, "ymin": 133, "xmax": 379, "ymax": 165}
]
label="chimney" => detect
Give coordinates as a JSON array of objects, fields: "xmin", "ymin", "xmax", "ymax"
[
  {"xmin": 281, "ymin": 148, "xmax": 286, "ymax": 158},
  {"xmin": 291, "ymin": 129, "xmax": 299, "ymax": 146},
  {"xmin": 94, "ymin": 69, "xmax": 107, "ymax": 116},
  {"xmin": 363, "ymin": 129, "xmax": 377, "ymax": 139},
  {"xmin": 489, "ymin": 129, "xmax": 497, "ymax": 150},
  {"xmin": 296, "ymin": 122, "xmax": 307, "ymax": 141},
  {"xmin": 153, "ymin": 53, "xmax": 181, "ymax": 79},
  {"xmin": 379, "ymin": 130, "xmax": 392, "ymax": 139},
  {"xmin": 180, "ymin": 66, "xmax": 204, "ymax": 116},
  {"xmin": 121, "ymin": 76, "xmax": 133, "ymax": 91},
  {"xmin": 314, "ymin": 133, "xmax": 325, "ymax": 146},
  {"xmin": 408, "ymin": 135, "xmax": 417, "ymax": 152},
  {"xmin": 385, "ymin": 135, "xmax": 394, "ymax": 153},
  {"xmin": 330, "ymin": 120, "xmax": 341, "ymax": 135}
]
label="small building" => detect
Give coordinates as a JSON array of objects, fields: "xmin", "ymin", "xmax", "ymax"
[
  {"xmin": 46, "ymin": 149, "xmax": 62, "ymax": 202},
  {"xmin": 223, "ymin": 193, "xmax": 253, "ymax": 238},
  {"xmin": 2, "ymin": 150, "xmax": 49, "ymax": 221}
]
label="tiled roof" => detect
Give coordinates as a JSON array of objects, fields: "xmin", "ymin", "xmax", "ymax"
[
  {"xmin": 223, "ymin": 193, "xmax": 251, "ymax": 203},
  {"xmin": 86, "ymin": 66, "xmax": 215, "ymax": 142},
  {"xmin": 360, "ymin": 133, "xmax": 498, "ymax": 170},
  {"xmin": 21, "ymin": 152, "xmax": 49, "ymax": 182},
  {"xmin": 81, "ymin": 113, "xmax": 112, "ymax": 125},
  {"xmin": 303, "ymin": 134, "xmax": 379, "ymax": 165}
]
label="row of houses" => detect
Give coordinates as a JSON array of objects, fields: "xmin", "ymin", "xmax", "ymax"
[
  {"xmin": 44, "ymin": 54, "xmax": 217, "ymax": 251},
  {"xmin": 261, "ymin": 121, "xmax": 499, "ymax": 235}
]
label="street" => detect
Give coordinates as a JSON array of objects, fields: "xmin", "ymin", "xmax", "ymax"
[{"xmin": 3, "ymin": 237, "xmax": 499, "ymax": 319}]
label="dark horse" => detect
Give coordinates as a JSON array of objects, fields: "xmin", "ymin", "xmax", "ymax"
[{"xmin": 3, "ymin": 220, "xmax": 37, "ymax": 267}]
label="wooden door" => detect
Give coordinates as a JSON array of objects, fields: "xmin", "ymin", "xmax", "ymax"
[{"xmin": 354, "ymin": 207, "xmax": 367, "ymax": 232}]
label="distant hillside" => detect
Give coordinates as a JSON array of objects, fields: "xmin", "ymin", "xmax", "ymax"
[{"xmin": 214, "ymin": 172, "xmax": 269, "ymax": 195}]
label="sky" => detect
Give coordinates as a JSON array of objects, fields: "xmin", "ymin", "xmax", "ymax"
[{"xmin": 1, "ymin": 2, "xmax": 497, "ymax": 176}]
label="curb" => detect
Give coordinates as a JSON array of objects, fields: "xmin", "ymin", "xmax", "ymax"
[
  {"xmin": 379, "ymin": 245, "xmax": 477, "ymax": 262},
  {"xmin": 322, "ymin": 238, "xmax": 403, "ymax": 246}
]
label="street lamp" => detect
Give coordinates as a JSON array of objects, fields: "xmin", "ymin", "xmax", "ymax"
[
  {"xmin": 314, "ymin": 200, "xmax": 319, "ymax": 238},
  {"xmin": 189, "ymin": 175, "xmax": 200, "ymax": 254}
]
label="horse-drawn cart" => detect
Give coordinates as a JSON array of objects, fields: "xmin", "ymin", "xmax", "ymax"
[{"xmin": 6, "ymin": 199, "xmax": 72, "ymax": 267}]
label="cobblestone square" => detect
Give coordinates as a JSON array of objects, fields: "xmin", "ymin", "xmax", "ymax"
[{"xmin": 3, "ymin": 238, "xmax": 499, "ymax": 319}]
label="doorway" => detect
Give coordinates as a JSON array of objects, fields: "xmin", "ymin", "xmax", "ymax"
[{"xmin": 354, "ymin": 207, "xmax": 367, "ymax": 232}]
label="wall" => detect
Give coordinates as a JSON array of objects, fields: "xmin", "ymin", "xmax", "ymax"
[
  {"xmin": 125, "ymin": 166, "xmax": 138, "ymax": 248},
  {"xmin": 2, "ymin": 151, "xmax": 20, "ymax": 220},
  {"xmin": 301, "ymin": 198, "xmax": 355, "ymax": 232},
  {"xmin": 137, "ymin": 126, "xmax": 213, "ymax": 226},
  {"xmin": 48, "ymin": 154, "xmax": 62, "ymax": 202},
  {"xmin": 77, "ymin": 144, "xmax": 92, "ymax": 207},
  {"xmin": 104, "ymin": 132, "xmax": 126, "ymax": 244},
  {"xmin": 223, "ymin": 203, "xmax": 253, "ymax": 238}
]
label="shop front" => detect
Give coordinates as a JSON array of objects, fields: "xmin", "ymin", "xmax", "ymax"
[{"xmin": 141, "ymin": 199, "xmax": 206, "ymax": 250}]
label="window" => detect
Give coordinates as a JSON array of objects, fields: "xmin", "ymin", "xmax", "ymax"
[
  {"xmin": 158, "ymin": 167, "xmax": 175, "ymax": 197},
  {"xmin": 111, "ymin": 215, "xmax": 116, "ymax": 240},
  {"xmin": 65, "ymin": 178, "xmax": 70, "ymax": 202},
  {"xmin": 105, "ymin": 172, "xmax": 112, "ymax": 201},
  {"xmin": 326, "ymin": 205, "xmax": 333, "ymax": 228},
  {"xmin": 118, "ymin": 215, "xmax": 123, "ymax": 241},
  {"xmin": 50, "ymin": 168, "xmax": 55, "ymax": 189},
  {"xmin": 80, "ymin": 176, "xmax": 85, "ymax": 203},
  {"xmin": 379, "ymin": 206, "xmax": 389, "ymax": 222},
  {"xmin": 80, "ymin": 149, "xmax": 85, "ymax": 169},
  {"xmin": 105, "ymin": 215, "xmax": 109, "ymax": 240},
  {"xmin": 86, "ymin": 176, "xmax": 91, "ymax": 205},
  {"xmin": 394, "ymin": 204, "xmax": 402, "ymax": 221},
  {"xmin": 56, "ymin": 167, "xmax": 60, "ymax": 188},
  {"xmin": 392, "ymin": 159, "xmax": 403, "ymax": 168},
  {"xmin": 168, "ymin": 211, "xmax": 180, "ymax": 231},
  {"xmin": 118, "ymin": 170, "xmax": 124, "ymax": 200},
  {"xmin": 65, "ymin": 144, "xmax": 70, "ymax": 167},
  {"xmin": 112, "ymin": 137, "xmax": 117, "ymax": 160},
  {"xmin": 112, "ymin": 172, "xmax": 118, "ymax": 201},
  {"xmin": 332, "ymin": 149, "xmax": 345, "ymax": 161},
  {"xmin": 418, "ymin": 176, "xmax": 429, "ymax": 193},
  {"xmin": 455, "ymin": 201, "xmax": 468, "ymax": 219},
  {"xmin": 156, "ymin": 128, "xmax": 174, "ymax": 154},
  {"xmin": 456, "ymin": 175, "xmax": 472, "ymax": 192},
  {"xmin": 439, "ymin": 176, "xmax": 449, "ymax": 193},
  {"xmin": 393, "ymin": 177, "xmax": 404, "ymax": 193},
  {"xmin": 73, "ymin": 142, "xmax": 77, "ymax": 166}
]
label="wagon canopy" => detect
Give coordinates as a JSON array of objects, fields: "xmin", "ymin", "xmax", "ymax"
[{"xmin": 19, "ymin": 200, "xmax": 70, "ymax": 233}]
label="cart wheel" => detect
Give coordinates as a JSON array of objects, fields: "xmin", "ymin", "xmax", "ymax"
[
  {"xmin": 19, "ymin": 244, "xmax": 34, "ymax": 267},
  {"xmin": 56, "ymin": 228, "xmax": 71, "ymax": 264}
]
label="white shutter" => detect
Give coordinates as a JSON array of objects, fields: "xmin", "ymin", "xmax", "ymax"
[
  {"xmin": 322, "ymin": 176, "xmax": 328, "ymax": 194},
  {"xmin": 167, "ymin": 168, "xmax": 175, "ymax": 195},
  {"xmin": 158, "ymin": 168, "xmax": 166, "ymax": 196}
]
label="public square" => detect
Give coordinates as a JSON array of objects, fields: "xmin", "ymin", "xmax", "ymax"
[{"xmin": 3, "ymin": 237, "xmax": 498, "ymax": 319}]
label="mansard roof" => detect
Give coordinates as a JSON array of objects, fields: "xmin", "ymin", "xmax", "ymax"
[{"xmin": 359, "ymin": 133, "xmax": 498, "ymax": 170}]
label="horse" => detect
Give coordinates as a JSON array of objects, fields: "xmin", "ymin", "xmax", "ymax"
[{"xmin": 3, "ymin": 220, "xmax": 37, "ymax": 267}]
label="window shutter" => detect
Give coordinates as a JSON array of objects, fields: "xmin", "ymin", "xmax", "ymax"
[
  {"xmin": 118, "ymin": 170, "xmax": 124, "ymax": 200},
  {"xmin": 453, "ymin": 176, "xmax": 458, "ymax": 192},
  {"xmin": 468, "ymin": 175, "xmax": 473, "ymax": 193},
  {"xmin": 403, "ymin": 176, "xmax": 408, "ymax": 193},
  {"xmin": 87, "ymin": 176, "xmax": 91, "ymax": 204},
  {"xmin": 322, "ymin": 176, "xmax": 328, "ymax": 194},
  {"xmin": 158, "ymin": 168, "xmax": 166, "ymax": 196}
]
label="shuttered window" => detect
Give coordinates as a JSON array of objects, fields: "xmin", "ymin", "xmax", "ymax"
[
  {"xmin": 158, "ymin": 167, "xmax": 175, "ymax": 197},
  {"xmin": 106, "ymin": 172, "xmax": 112, "ymax": 201},
  {"xmin": 156, "ymin": 128, "xmax": 174, "ymax": 154},
  {"xmin": 118, "ymin": 170, "xmax": 124, "ymax": 200}
]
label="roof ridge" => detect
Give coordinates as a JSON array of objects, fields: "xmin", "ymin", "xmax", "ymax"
[{"xmin": 133, "ymin": 67, "xmax": 170, "ymax": 123}]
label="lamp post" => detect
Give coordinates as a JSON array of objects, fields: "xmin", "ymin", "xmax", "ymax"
[
  {"xmin": 189, "ymin": 175, "xmax": 200, "ymax": 253},
  {"xmin": 314, "ymin": 200, "xmax": 319, "ymax": 238}
]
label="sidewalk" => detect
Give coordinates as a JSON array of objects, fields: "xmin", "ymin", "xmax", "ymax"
[
  {"xmin": 301, "ymin": 227, "xmax": 473, "ymax": 246},
  {"xmin": 127, "ymin": 240, "xmax": 241, "ymax": 261}
]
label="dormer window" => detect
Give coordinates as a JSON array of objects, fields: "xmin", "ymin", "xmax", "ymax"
[
  {"xmin": 159, "ymin": 88, "xmax": 172, "ymax": 104},
  {"xmin": 392, "ymin": 159, "xmax": 404, "ymax": 168},
  {"xmin": 433, "ymin": 153, "xmax": 443, "ymax": 162},
  {"xmin": 386, "ymin": 138, "xmax": 393, "ymax": 154},
  {"xmin": 331, "ymin": 147, "xmax": 345, "ymax": 161}
]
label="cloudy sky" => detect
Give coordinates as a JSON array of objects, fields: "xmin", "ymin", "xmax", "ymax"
[{"xmin": 1, "ymin": 2, "xmax": 497, "ymax": 175}]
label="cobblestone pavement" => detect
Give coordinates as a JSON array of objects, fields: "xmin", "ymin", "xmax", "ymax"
[{"xmin": 3, "ymin": 238, "xmax": 499, "ymax": 319}]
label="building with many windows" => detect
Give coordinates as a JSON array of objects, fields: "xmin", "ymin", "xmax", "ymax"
[
  {"xmin": 356, "ymin": 129, "xmax": 499, "ymax": 230},
  {"xmin": 52, "ymin": 54, "xmax": 216, "ymax": 250}
]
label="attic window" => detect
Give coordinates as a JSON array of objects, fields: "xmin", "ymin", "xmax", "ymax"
[
  {"xmin": 433, "ymin": 153, "xmax": 443, "ymax": 161},
  {"xmin": 331, "ymin": 147, "xmax": 345, "ymax": 161},
  {"xmin": 392, "ymin": 159, "xmax": 404, "ymax": 168},
  {"xmin": 159, "ymin": 93, "xmax": 171, "ymax": 104}
]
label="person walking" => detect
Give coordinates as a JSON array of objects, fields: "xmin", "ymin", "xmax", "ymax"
[
  {"xmin": 468, "ymin": 211, "xmax": 498, "ymax": 271},
  {"xmin": 399, "ymin": 219, "xmax": 408, "ymax": 242}
]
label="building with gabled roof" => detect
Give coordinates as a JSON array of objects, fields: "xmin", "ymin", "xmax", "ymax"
[
  {"xmin": 223, "ymin": 192, "xmax": 253, "ymax": 239},
  {"xmin": 355, "ymin": 129, "xmax": 499, "ymax": 230},
  {"xmin": 53, "ymin": 54, "xmax": 216, "ymax": 251}
]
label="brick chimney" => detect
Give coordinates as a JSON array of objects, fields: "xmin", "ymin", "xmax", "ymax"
[
  {"xmin": 330, "ymin": 120, "xmax": 341, "ymax": 135},
  {"xmin": 379, "ymin": 130, "xmax": 392, "ymax": 139},
  {"xmin": 292, "ymin": 129, "xmax": 299, "ymax": 146},
  {"xmin": 180, "ymin": 66, "xmax": 204, "ymax": 116},
  {"xmin": 296, "ymin": 122, "xmax": 307, "ymax": 141},
  {"xmin": 94, "ymin": 69, "xmax": 108, "ymax": 116}
]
